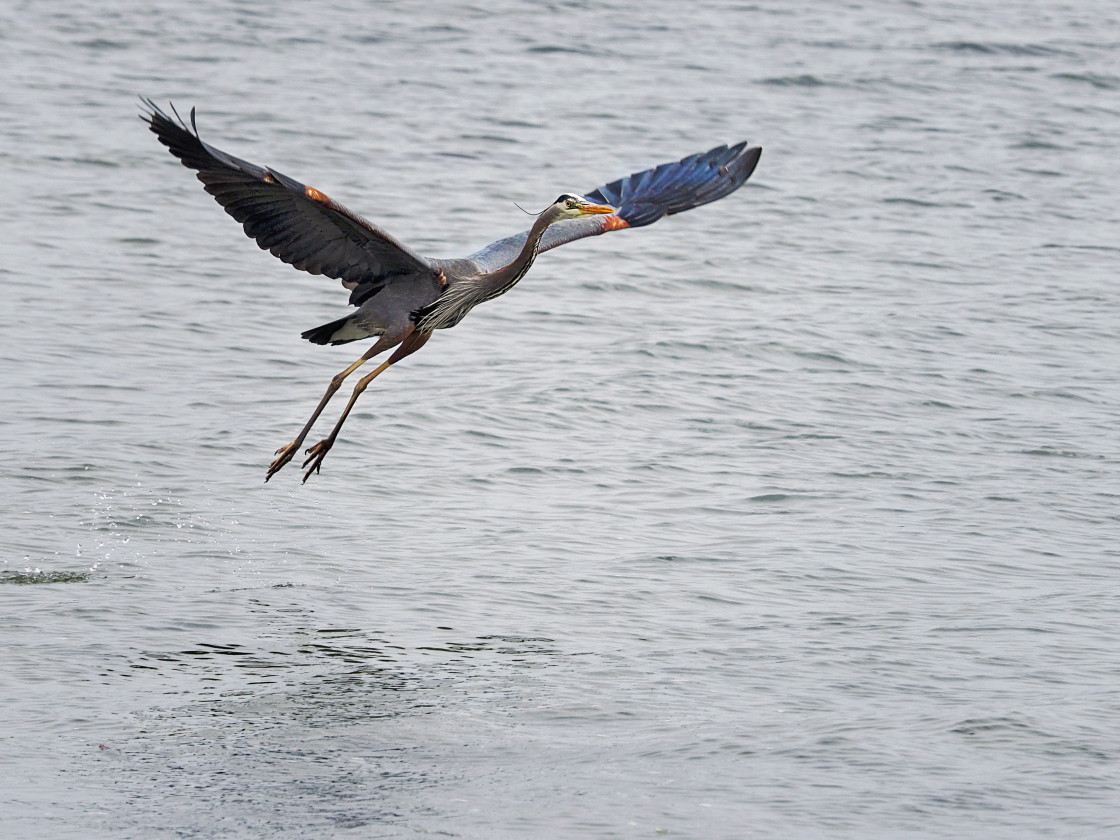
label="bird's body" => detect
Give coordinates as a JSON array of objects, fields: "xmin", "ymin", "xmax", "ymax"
[
  {"xmin": 143, "ymin": 100, "xmax": 761, "ymax": 482},
  {"xmin": 308, "ymin": 192, "xmax": 612, "ymax": 345}
]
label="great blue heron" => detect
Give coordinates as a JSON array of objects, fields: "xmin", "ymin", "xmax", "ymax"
[{"xmin": 142, "ymin": 100, "xmax": 762, "ymax": 482}]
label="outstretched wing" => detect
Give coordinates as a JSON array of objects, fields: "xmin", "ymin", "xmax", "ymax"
[
  {"xmin": 142, "ymin": 99, "xmax": 435, "ymax": 306},
  {"xmin": 468, "ymin": 142, "xmax": 762, "ymax": 272}
]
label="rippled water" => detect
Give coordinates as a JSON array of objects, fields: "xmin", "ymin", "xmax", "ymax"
[{"xmin": 4, "ymin": 0, "xmax": 1120, "ymax": 837}]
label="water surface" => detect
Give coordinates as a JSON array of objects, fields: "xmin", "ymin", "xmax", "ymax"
[{"xmin": 3, "ymin": 1, "xmax": 1120, "ymax": 837}]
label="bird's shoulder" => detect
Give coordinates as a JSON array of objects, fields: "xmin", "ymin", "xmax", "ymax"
[{"xmin": 429, "ymin": 257, "xmax": 489, "ymax": 285}]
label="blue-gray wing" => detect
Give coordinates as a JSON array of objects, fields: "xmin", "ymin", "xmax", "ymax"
[
  {"xmin": 468, "ymin": 142, "xmax": 761, "ymax": 272},
  {"xmin": 143, "ymin": 100, "xmax": 435, "ymax": 306}
]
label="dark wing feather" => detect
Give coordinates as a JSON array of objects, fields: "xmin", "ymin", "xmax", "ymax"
[
  {"xmin": 468, "ymin": 142, "xmax": 761, "ymax": 272},
  {"xmin": 142, "ymin": 99, "xmax": 435, "ymax": 305},
  {"xmin": 585, "ymin": 141, "xmax": 761, "ymax": 228}
]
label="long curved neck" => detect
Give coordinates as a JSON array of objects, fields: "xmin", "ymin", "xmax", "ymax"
[
  {"xmin": 474, "ymin": 207, "xmax": 557, "ymax": 304},
  {"xmin": 414, "ymin": 207, "xmax": 562, "ymax": 332}
]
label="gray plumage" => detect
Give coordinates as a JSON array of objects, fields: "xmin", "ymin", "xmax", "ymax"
[{"xmin": 142, "ymin": 100, "xmax": 762, "ymax": 482}]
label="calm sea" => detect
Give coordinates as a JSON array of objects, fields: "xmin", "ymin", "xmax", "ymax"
[{"xmin": 3, "ymin": 1, "xmax": 1119, "ymax": 837}]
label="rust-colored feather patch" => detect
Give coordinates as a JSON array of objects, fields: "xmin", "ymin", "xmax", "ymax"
[{"xmin": 305, "ymin": 186, "xmax": 330, "ymax": 204}]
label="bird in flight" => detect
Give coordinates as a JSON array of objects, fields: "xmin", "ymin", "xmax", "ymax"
[{"xmin": 142, "ymin": 100, "xmax": 761, "ymax": 482}]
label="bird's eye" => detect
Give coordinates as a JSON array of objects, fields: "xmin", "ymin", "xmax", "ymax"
[{"xmin": 566, "ymin": 198, "xmax": 579, "ymax": 209}]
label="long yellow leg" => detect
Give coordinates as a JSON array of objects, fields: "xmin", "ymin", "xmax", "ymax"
[
  {"xmin": 266, "ymin": 339, "xmax": 390, "ymax": 482},
  {"xmin": 301, "ymin": 330, "xmax": 432, "ymax": 482}
]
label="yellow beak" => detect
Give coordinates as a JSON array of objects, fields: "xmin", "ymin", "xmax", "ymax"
[{"xmin": 579, "ymin": 201, "xmax": 616, "ymax": 215}]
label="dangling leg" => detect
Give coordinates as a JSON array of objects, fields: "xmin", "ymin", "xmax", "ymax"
[
  {"xmin": 302, "ymin": 328, "xmax": 432, "ymax": 483},
  {"xmin": 266, "ymin": 333, "xmax": 401, "ymax": 482}
]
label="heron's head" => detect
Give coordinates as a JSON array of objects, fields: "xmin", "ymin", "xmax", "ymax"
[{"xmin": 551, "ymin": 193, "xmax": 616, "ymax": 220}]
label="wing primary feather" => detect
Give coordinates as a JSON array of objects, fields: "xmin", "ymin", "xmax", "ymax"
[
  {"xmin": 468, "ymin": 141, "xmax": 760, "ymax": 265},
  {"xmin": 143, "ymin": 98, "xmax": 437, "ymax": 304}
]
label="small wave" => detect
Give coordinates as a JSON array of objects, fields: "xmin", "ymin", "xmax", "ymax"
[
  {"xmin": 950, "ymin": 716, "xmax": 1114, "ymax": 760},
  {"xmin": 748, "ymin": 493, "xmax": 793, "ymax": 503},
  {"xmin": 757, "ymin": 74, "xmax": 829, "ymax": 87},
  {"xmin": 933, "ymin": 41, "xmax": 1067, "ymax": 57},
  {"xmin": 75, "ymin": 38, "xmax": 131, "ymax": 51},
  {"xmin": 1, "ymin": 570, "xmax": 90, "ymax": 585},
  {"xmin": 1052, "ymin": 72, "xmax": 1119, "ymax": 90},
  {"xmin": 643, "ymin": 555, "xmax": 739, "ymax": 564},
  {"xmin": 1041, "ymin": 243, "xmax": 1120, "ymax": 253},
  {"xmin": 1012, "ymin": 138, "xmax": 1065, "ymax": 150},
  {"xmin": 459, "ymin": 133, "xmax": 519, "ymax": 145},
  {"xmin": 526, "ymin": 44, "xmax": 599, "ymax": 56},
  {"xmin": 882, "ymin": 197, "xmax": 972, "ymax": 208},
  {"xmin": 1021, "ymin": 446, "xmax": 1098, "ymax": 459},
  {"xmin": 793, "ymin": 350, "xmax": 853, "ymax": 365}
]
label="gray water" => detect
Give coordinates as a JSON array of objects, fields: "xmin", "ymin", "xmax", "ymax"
[{"xmin": 3, "ymin": 0, "xmax": 1120, "ymax": 837}]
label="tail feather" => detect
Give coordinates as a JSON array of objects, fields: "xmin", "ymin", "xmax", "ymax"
[{"xmin": 302, "ymin": 315, "xmax": 361, "ymax": 345}]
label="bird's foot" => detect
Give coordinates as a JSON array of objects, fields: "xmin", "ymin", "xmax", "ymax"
[
  {"xmin": 265, "ymin": 440, "xmax": 301, "ymax": 482},
  {"xmin": 301, "ymin": 438, "xmax": 334, "ymax": 483}
]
